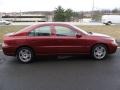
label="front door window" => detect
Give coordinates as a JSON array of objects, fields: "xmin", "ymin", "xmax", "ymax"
[{"xmin": 55, "ymin": 26, "xmax": 76, "ymax": 37}]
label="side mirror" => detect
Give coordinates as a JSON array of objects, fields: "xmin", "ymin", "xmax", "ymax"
[{"xmin": 76, "ymin": 33, "xmax": 82, "ymax": 38}]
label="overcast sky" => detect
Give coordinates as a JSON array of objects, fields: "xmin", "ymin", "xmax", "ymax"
[{"xmin": 0, "ymin": 0, "xmax": 120, "ymax": 12}]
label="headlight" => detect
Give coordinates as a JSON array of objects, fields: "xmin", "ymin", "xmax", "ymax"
[
  {"xmin": 111, "ymin": 39, "xmax": 117, "ymax": 45},
  {"xmin": 2, "ymin": 42, "xmax": 8, "ymax": 47}
]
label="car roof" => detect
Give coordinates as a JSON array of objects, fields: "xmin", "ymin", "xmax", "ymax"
[
  {"xmin": 16, "ymin": 22, "xmax": 73, "ymax": 34},
  {"xmin": 32, "ymin": 22, "xmax": 73, "ymax": 26}
]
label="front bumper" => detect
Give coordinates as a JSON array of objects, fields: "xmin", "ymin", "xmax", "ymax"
[{"xmin": 108, "ymin": 43, "xmax": 118, "ymax": 54}]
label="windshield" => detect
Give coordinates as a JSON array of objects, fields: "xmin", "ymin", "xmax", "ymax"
[{"xmin": 71, "ymin": 25, "xmax": 89, "ymax": 35}]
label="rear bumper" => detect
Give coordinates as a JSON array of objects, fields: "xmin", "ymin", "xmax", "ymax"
[{"xmin": 2, "ymin": 43, "xmax": 16, "ymax": 56}]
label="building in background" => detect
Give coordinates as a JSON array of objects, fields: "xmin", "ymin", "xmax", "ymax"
[
  {"xmin": 1, "ymin": 11, "xmax": 54, "ymax": 22},
  {"xmin": 1, "ymin": 10, "xmax": 119, "ymax": 22}
]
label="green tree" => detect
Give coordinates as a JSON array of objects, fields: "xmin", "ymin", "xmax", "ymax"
[
  {"xmin": 112, "ymin": 8, "xmax": 119, "ymax": 13},
  {"xmin": 92, "ymin": 10, "xmax": 102, "ymax": 21},
  {"xmin": 65, "ymin": 9, "xmax": 73, "ymax": 21},
  {"xmin": 72, "ymin": 12, "xmax": 80, "ymax": 21},
  {"xmin": 54, "ymin": 6, "xmax": 66, "ymax": 21}
]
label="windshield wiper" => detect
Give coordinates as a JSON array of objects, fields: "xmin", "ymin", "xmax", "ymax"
[{"xmin": 88, "ymin": 32, "xmax": 93, "ymax": 34}]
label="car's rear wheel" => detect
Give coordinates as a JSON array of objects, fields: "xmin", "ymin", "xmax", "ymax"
[
  {"xmin": 92, "ymin": 44, "xmax": 107, "ymax": 60},
  {"xmin": 16, "ymin": 47, "xmax": 34, "ymax": 63}
]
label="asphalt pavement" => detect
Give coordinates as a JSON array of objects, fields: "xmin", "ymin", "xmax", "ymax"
[{"xmin": 0, "ymin": 48, "xmax": 120, "ymax": 90}]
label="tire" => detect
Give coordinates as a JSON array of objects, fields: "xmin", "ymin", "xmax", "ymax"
[
  {"xmin": 105, "ymin": 21, "xmax": 112, "ymax": 25},
  {"xmin": 91, "ymin": 44, "xmax": 107, "ymax": 60},
  {"xmin": 105, "ymin": 23, "xmax": 109, "ymax": 25},
  {"xmin": 16, "ymin": 47, "xmax": 34, "ymax": 63}
]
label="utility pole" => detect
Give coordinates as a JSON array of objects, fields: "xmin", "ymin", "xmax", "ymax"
[
  {"xmin": 0, "ymin": 12, "xmax": 2, "ymax": 19},
  {"xmin": 91, "ymin": 0, "xmax": 95, "ymax": 20},
  {"xmin": 20, "ymin": 10, "xmax": 22, "ymax": 22}
]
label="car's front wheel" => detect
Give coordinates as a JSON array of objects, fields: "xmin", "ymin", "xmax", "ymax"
[
  {"xmin": 16, "ymin": 47, "xmax": 34, "ymax": 63},
  {"xmin": 92, "ymin": 44, "xmax": 107, "ymax": 60}
]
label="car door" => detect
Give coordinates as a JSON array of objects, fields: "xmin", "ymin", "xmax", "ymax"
[
  {"xmin": 26, "ymin": 25, "xmax": 56, "ymax": 55},
  {"xmin": 54, "ymin": 25, "xmax": 89, "ymax": 54}
]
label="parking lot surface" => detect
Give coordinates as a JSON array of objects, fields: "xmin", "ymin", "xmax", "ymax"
[{"xmin": 0, "ymin": 49, "xmax": 120, "ymax": 90}]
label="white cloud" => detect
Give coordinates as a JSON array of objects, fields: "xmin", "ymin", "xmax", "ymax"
[{"xmin": 0, "ymin": 0, "xmax": 120, "ymax": 12}]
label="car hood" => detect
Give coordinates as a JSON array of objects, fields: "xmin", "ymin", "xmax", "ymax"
[
  {"xmin": 5, "ymin": 32, "xmax": 15, "ymax": 36},
  {"xmin": 91, "ymin": 32, "xmax": 111, "ymax": 38}
]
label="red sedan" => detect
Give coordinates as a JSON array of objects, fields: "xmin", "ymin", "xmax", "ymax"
[{"xmin": 2, "ymin": 23, "xmax": 118, "ymax": 63}]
